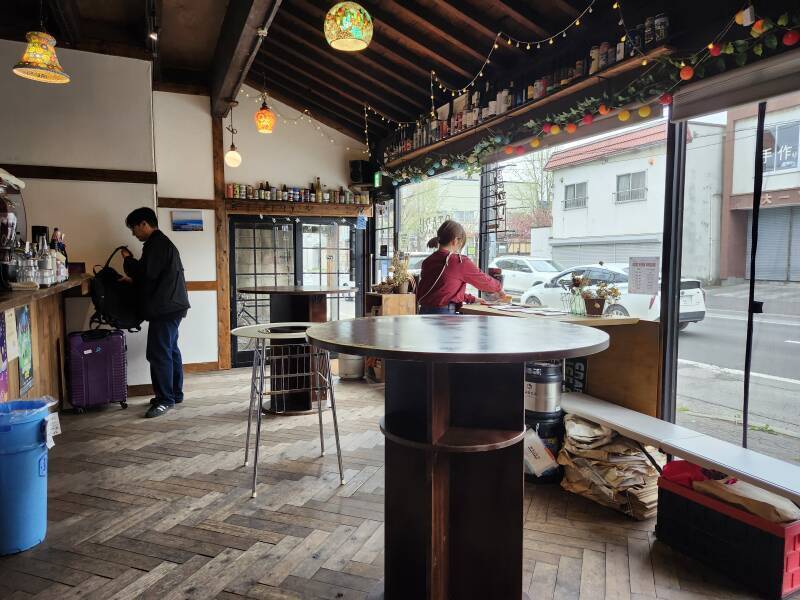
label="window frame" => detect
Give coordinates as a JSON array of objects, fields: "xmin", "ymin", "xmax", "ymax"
[
  {"xmin": 762, "ymin": 120, "xmax": 800, "ymax": 175},
  {"xmin": 563, "ymin": 181, "xmax": 588, "ymax": 210},
  {"xmin": 614, "ymin": 170, "xmax": 648, "ymax": 203}
]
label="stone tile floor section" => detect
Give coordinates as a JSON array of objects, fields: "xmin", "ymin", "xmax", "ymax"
[{"xmin": 0, "ymin": 368, "xmax": 762, "ymax": 599}]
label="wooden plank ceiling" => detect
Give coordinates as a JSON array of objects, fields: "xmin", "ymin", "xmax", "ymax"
[{"xmin": 1, "ymin": 0, "xmax": 754, "ymax": 143}]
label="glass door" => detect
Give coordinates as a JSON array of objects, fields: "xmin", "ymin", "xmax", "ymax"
[
  {"xmin": 230, "ymin": 218, "xmax": 295, "ymax": 366},
  {"xmin": 230, "ymin": 215, "xmax": 365, "ymax": 367}
]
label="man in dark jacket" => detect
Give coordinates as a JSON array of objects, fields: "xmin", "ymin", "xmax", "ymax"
[{"xmin": 121, "ymin": 207, "xmax": 190, "ymax": 418}]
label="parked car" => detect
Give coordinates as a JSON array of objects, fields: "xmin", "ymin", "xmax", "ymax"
[
  {"xmin": 519, "ymin": 263, "xmax": 706, "ymax": 328},
  {"xmin": 488, "ymin": 256, "xmax": 563, "ymax": 294}
]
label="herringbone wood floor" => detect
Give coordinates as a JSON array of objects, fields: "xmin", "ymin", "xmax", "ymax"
[{"xmin": 0, "ymin": 368, "xmax": 760, "ymax": 599}]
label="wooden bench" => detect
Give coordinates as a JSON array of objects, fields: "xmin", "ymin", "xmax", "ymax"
[{"xmin": 561, "ymin": 392, "xmax": 800, "ymax": 505}]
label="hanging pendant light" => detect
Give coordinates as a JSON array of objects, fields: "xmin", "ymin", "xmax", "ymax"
[
  {"xmin": 225, "ymin": 102, "xmax": 242, "ymax": 168},
  {"xmin": 13, "ymin": 30, "xmax": 70, "ymax": 84},
  {"xmin": 324, "ymin": 2, "xmax": 373, "ymax": 52},
  {"xmin": 254, "ymin": 90, "xmax": 276, "ymax": 134}
]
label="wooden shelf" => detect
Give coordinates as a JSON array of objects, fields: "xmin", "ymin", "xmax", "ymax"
[
  {"xmin": 379, "ymin": 417, "xmax": 525, "ymax": 453},
  {"xmin": 385, "ymin": 45, "xmax": 674, "ymax": 168},
  {"xmin": 226, "ymin": 199, "xmax": 372, "ymax": 218}
]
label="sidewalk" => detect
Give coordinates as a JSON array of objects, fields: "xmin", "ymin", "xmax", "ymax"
[
  {"xmin": 676, "ymin": 360, "xmax": 800, "ymax": 465},
  {"xmin": 706, "ymin": 281, "xmax": 800, "ymax": 316}
]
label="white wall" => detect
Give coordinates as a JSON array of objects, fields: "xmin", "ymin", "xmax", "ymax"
[
  {"xmin": 682, "ymin": 123, "xmax": 725, "ymax": 283},
  {"xmin": 530, "ymin": 227, "xmax": 552, "ymax": 258},
  {"xmin": 732, "ymin": 104, "xmax": 800, "ymax": 195},
  {"xmin": 551, "ymin": 146, "xmax": 667, "ymax": 241},
  {"xmin": 152, "ymin": 93, "xmax": 218, "ymax": 366},
  {"xmin": 153, "ymin": 92, "xmax": 214, "ymax": 199},
  {"xmin": 0, "ymin": 40, "xmax": 157, "ymax": 384},
  {"xmin": 224, "ymin": 84, "xmax": 366, "ymax": 188}
]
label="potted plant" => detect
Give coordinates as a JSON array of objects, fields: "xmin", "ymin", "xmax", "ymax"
[
  {"xmin": 581, "ymin": 281, "xmax": 621, "ymax": 316},
  {"xmin": 388, "ymin": 254, "xmax": 412, "ymax": 294}
]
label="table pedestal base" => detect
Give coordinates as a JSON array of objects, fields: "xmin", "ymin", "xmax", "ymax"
[
  {"xmin": 379, "ymin": 360, "xmax": 526, "ymax": 600},
  {"xmin": 367, "ymin": 581, "xmax": 531, "ymax": 600}
]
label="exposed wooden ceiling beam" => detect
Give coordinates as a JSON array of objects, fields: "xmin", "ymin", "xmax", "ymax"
[
  {"xmin": 253, "ymin": 64, "xmax": 387, "ymax": 133},
  {"xmin": 290, "ymin": 0, "xmax": 469, "ymax": 82},
  {"xmin": 210, "ymin": 0, "xmax": 282, "ymax": 118},
  {"xmin": 270, "ymin": 16, "xmax": 428, "ymax": 104},
  {"xmin": 412, "ymin": 0, "xmax": 497, "ymax": 41},
  {"xmin": 461, "ymin": 0, "xmax": 549, "ymax": 38},
  {"xmin": 259, "ymin": 37, "xmax": 418, "ymax": 120},
  {"xmin": 364, "ymin": 0, "xmax": 487, "ymax": 64},
  {"xmin": 46, "ymin": 0, "xmax": 81, "ymax": 45}
]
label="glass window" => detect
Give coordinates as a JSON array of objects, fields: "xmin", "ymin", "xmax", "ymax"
[
  {"xmin": 762, "ymin": 121, "xmax": 799, "ymax": 173},
  {"xmin": 530, "ymin": 259, "xmax": 559, "ymax": 272},
  {"xmin": 374, "ymin": 199, "xmax": 395, "ymax": 284},
  {"xmin": 676, "ymin": 95, "xmax": 800, "ymax": 465},
  {"xmin": 514, "ymin": 259, "xmax": 532, "ymax": 273},
  {"xmin": 564, "ymin": 182, "xmax": 588, "ymax": 209},
  {"xmin": 615, "ymin": 171, "xmax": 647, "ymax": 203}
]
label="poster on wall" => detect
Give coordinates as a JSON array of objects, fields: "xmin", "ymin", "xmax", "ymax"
[
  {"xmin": 171, "ymin": 210, "xmax": 203, "ymax": 232},
  {"xmin": 16, "ymin": 305, "xmax": 33, "ymax": 395},
  {"xmin": 0, "ymin": 314, "xmax": 8, "ymax": 402},
  {"xmin": 4, "ymin": 308, "xmax": 18, "ymax": 360}
]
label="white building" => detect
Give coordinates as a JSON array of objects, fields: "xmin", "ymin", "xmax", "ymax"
[{"xmin": 546, "ymin": 122, "xmax": 725, "ymax": 283}]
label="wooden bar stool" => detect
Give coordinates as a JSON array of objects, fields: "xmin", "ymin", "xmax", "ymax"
[{"xmin": 231, "ymin": 323, "xmax": 345, "ymax": 498}]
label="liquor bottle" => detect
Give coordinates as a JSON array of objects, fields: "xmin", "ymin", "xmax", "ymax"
[
  {"xmin": 495, "ymin": 81, "xmax": 507, "ymax": 115},
  {"xmin": 315, "ymin": 177, "xmax": 323, "ymax": 203}
]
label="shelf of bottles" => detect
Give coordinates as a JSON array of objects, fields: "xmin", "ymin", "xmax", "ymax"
[
  {"xmin": 384, "ymin": 13, "xmax": 672, "ymax": 167},
  {"xmin": 225, "ymin": 179, "xmax": 370, "ymax": 206}
]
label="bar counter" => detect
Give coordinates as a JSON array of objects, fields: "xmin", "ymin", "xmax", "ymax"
[{"xmin": 0, "ymin": 274, "xmax": 91, "ymax": 404}]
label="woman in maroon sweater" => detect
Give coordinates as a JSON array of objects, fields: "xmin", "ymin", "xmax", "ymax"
[{"xmin": 416, "ymin": 220, "xmax": 504, "ymax": 315}]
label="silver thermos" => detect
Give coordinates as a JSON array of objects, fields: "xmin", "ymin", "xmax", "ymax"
[{"xmin": 523, "ymin": 361, "xmax": 562, "ymax": 414}]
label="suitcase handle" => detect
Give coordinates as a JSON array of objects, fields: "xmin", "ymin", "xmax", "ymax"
[{"xmin": 81, "ymin": 330, "xmax": 112, "ymax": 342}]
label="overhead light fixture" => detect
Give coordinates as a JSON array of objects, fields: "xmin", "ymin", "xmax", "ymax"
[
  {"xmin": 254, "ymin": 97, "xmax": 275, "ymax": 134},
  {"xmin": 225, "ymin": 102, "xmax": 242, "ymax": 168},
  {"xmin": 324, "ymin": 2, "xmax": 373, "ymax": 52},
  {"xmin": 13, "ymin": 31, "xmax": 70, "ymax": 84}
]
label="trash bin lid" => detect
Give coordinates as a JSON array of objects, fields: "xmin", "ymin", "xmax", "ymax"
[{"xmin": 0, "ymin": 399, "xmax": 55, "ymax": 426}]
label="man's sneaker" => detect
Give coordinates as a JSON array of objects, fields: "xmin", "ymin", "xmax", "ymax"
[
  {"xmin": 145, "ymin": 403, "xmax": 172, "ymax": 418},
  {"xmin": 149, "ymin": 397, "xmax": 183, "ymax": 406}
]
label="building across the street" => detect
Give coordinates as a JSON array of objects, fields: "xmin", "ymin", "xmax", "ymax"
[{"xmin": 546, "ymin": 121, "xmax": 725, "ymax": 284}]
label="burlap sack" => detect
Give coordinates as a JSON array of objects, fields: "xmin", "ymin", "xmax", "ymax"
[{"xmin": 692, "ymin": 478, "xmax": 800, "ymax": 523}]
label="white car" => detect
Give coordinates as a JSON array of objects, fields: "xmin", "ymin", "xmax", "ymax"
[
  {"xmin": 520, "ymin": 263, "xmax": 706, "ymax": 329},
  {"xmin": 489, "ymin": 256, "xmax": 563, "ymax": 294}
]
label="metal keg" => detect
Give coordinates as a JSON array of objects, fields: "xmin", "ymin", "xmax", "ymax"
[{"xmin": 523, "ymin": 361, "xmax": 562, "ymax": 413}]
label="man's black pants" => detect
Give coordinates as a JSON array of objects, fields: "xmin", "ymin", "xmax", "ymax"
[{"xmin": 146, "ymin": 316, "xmax": 184, "ymax": 406}]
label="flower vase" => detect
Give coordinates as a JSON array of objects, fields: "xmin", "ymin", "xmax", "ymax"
[
  {"xmin": 584, "ymin": 297, "xmax": 606, "ymax": 316},
  {"xmin": 397, "ymin": 280, "xmax": 409, "ymax": 294},
  {"xmin": 569, "ymin": 293, "xmax": 586, "ymax": 316}
]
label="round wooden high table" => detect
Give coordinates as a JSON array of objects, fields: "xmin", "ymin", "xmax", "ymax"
[
  {"xmin": 238, "ymin": 285, "xmax": 356, "ymax": 414},
  {"xmin": 306, "ymin": 315, "xmax": 610, "ymax": 600}
]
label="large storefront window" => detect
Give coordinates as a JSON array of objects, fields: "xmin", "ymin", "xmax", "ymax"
[
  {"xmin": 675, "ymin": 92, "xmax": 800, "ymax": 465},
  {"xmin": 489, "ymin": 120, "xmax": 669, "ymax": 306},
  {"xmin": 398, "ymin": 170, "xmax": 480, "ymax": 266},
  {"xmin": 373, "ymin": 199, "xmax": 395, "ymax": 284}
]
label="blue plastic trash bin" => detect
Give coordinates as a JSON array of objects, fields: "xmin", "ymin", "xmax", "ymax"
[{"xmin": 0, "ymin": 399, "xmax": 53, "ymax": 555}]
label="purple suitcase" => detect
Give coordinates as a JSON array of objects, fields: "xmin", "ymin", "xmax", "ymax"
[{"xmin": 68, "ymin": 329, "xmax": 128, "ymax": 411}]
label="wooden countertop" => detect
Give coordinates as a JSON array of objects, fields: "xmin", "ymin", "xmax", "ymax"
[
  {"xmin": 459, "ymin": 303, "xmax": 640, "ymax": 327},
  {"xmin": 0, "ymin": 274, "xmax": 90, "ymax": 313}
]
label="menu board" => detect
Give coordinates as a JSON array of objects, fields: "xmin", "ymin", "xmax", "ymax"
[{"xmin": 628, "ymin": 256, "xmax": 660, "ymax": 295}]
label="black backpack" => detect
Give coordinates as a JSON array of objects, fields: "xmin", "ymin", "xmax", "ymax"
[{"xmin": 90, "ymin": 246, "xmax": 143, "ymax": 332}]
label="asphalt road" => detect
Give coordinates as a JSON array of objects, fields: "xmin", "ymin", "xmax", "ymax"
[{"xmin": 678, "ymin": 309, "xmax": 800, "ymax": 380}]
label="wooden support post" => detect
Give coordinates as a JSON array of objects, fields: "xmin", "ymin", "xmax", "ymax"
[{"xmin": 212, "ymin": 116, "xmax": 231, "ymax": 369}]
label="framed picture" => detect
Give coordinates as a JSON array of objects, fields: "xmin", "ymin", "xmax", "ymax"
[{"xmin": 171, "ymin": 210, "xmax": 203, "ymax": 232}]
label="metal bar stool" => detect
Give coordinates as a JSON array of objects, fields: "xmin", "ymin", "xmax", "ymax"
[{"xmin": 231, "ymin": 323, "xmax": 345, "ymax": 498}]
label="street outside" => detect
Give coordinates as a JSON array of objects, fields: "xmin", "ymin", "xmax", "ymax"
[{"xmin": 676, "ymin": 282, "xmax": 800, "ymax": 464}]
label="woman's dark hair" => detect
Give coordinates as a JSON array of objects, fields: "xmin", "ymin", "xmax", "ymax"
[
  {"xmin": 125, "ymin": 207, "xmax": 158, "ymax": 228},
  {"xmin": 427, "ymin": 219, "xmax": 466, "ymax": 249}
]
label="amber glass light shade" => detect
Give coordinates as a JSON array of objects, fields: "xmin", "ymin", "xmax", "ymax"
[
  {"xmin": 13, "ymin": 32, "xmax": 70, "ymax": 84},
  {"xmin": 324, "ymin": 2, "xmax": 373, "ymax": 52},
  {"xmin": 254, "ymin": 101, "xmax": 276, "ymax": 134}
]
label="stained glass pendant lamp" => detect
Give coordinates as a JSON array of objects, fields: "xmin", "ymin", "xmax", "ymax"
[
  {"xmin": 324, "ymin": 2, "xmax": 373, "ymax": 52},
  {"xmin": 254, "ymin": 96, "xmax": 276, "ymax": 134},
  {"xmin": 13, "ymin": 31, "xmax": 70, "ymax": 84}
]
